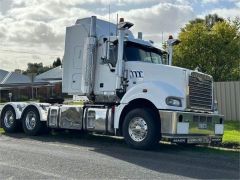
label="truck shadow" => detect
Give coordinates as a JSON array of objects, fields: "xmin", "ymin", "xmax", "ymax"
[{"xmin": 2, "ymin": 131, "xmax": 239, "ymax": 179}]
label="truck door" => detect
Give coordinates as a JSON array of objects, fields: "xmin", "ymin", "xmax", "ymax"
[{"xmin": 94, "ymin": 43, "xmax": 118, "ymax": 96}]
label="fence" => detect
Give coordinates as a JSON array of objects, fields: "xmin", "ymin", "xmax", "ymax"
[{"xmin": 214, "ymin": 81, "xmax": 240, "ymax": 121}]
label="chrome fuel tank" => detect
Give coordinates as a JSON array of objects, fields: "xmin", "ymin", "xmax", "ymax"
[{"xmin": 48, "ymin": 105, "xmax": 83, "ymax": 130}]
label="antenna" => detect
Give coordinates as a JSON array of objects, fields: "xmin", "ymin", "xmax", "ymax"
[
  {"xmin": 107, "ymin": 3, "xmax": 111, "ymax": 60},
  {"xmin": 162, "ymin": 32, "xmax": 163, "ymax": 44},
  {"xmin": 108, "ymin": 3, "xmax": 110, "ymax": 39},
  {"xmin": 116, "ymin": 13, "xmax": 118, "ymax": 36}
]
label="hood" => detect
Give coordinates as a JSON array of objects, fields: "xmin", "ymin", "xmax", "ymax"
[{"xmin": 125, "ymin": 62, "xmax": 190, "ymax": 96}]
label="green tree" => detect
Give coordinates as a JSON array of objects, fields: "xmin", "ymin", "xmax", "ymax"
[
  {"xmin": 23, "ymin": 57, "xmax": 62, "ymax": 75},
  {"xmin": 174, "ymin": 15, "xmax": 240, "ymax": 81},
  {"xmin": 189, "ymin": 18, "xmax": 204, "ymax": 26},
  {"xmin": 53, "ymin": 57, "xmax": 62, "ymax": 67},
  {"xmin": 205, "ymin": 14, "xmax": 224, "ymax": 28},
  {"xmin": 23, "ymin": 63, "xmax": 51, "ymax": 75}
]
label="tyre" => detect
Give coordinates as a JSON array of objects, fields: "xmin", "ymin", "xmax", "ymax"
[
  {"xmin": 22, "ymin": 107, "xmax": 43, "ymax": 136},
  {"xmin": 0, "ymin": 106, "xmax": 18, "ymax": 133},
  {"xmin": 122, "ymin": 108, "xmax": 160, "ymax": 150}
]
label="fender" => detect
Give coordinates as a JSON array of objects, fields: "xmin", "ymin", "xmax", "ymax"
[
  {"xmin": 114, "ymin": 81, "xmax": 185, "ymax": 129},
  {"xmin": 0, "ymin": 102, "xmax": 28, "ymax": 120},
  {"xmin": 21, "ymin": 103, "xmax": 51, "ymax": 121}
]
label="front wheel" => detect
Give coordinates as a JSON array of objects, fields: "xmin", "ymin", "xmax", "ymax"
[
  {"xmin": 122, "ymin": 108, "xmax": 160, "ymax": 150},
  {"xmin": 22, "ymin": 107, "xmax": 43, "ymax": 136}
]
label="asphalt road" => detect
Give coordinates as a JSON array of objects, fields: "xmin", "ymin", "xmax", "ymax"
[{"xmin": 0, "ymin": 132, "xmax": 239, "ymax": 180}]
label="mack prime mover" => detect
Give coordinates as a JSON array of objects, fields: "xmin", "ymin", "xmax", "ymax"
[{"xmin": 0, "ymin": 16, "xmax": 224, "ymax": 149}]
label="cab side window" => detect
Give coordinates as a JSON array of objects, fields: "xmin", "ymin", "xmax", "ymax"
[{"xmin": 109, "ymin": 45, "xmax": 118, "ymax": 67}]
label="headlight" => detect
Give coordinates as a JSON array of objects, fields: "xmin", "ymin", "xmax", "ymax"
[{"xmin": 166, "ymin": 97, "xmax": 182, "ymax": 107}]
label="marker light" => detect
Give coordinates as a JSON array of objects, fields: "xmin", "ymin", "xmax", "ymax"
[{"xmin": 119, "ymin": 18, "xmax": 124, "ymax": 23}]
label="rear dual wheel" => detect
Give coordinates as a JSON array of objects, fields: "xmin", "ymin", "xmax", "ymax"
[
  {"xmin": 1, "ymin": 106, "xmax": 19, "ymax": 133},
  {"xmin": 22, "ymin": 107, "xmax": 44, "ymax": 136}
]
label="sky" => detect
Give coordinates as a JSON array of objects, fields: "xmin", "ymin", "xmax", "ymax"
[{"xmin": 0, "ymin": 0, "xmax": 239, "ymax": 71}]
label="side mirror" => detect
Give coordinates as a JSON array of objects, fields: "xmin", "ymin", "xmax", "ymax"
[{"xmin": 101, "ymin": 40, "xmax": 116, "ymax": 72}]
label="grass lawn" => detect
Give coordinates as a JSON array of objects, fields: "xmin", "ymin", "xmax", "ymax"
[
  {"xmin": 0, "ymin": 128, "xmax": 3, "ymax": 133},
  {"xmin": 223, "ymin": 121, "xmax": 240, "ymax": 145},
  {"xmin": 66, "ymin": 101, "xmax": 84, "ymax": 105}
]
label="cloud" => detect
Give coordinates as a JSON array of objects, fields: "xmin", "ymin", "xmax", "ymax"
[
  {"xmin": 0, "ymin": 51, "xmax": 57, "ymax": 71},
  {"xmin": 0, "ymin": 1, "xmax": 194, "ymax": 71},
  {"xmin": 8, "ymin": 21, "xmax": 63, "ymax": 46},
  {"xmin": 0, "ymin": 0, "xmax": 238, "ymax": 71},
  {"xmin": 114, "ymin": 3, "xmax": 194, "ymax": 41},
  {"xmin": 0, "ymin": 23, "xmax": 7, "ymax": 39},
  {"xmin": 236, "ymin": 2, "xmax": 240, "ymax": 8},
  {"xmin": 202, "ymin": 0, "xmax": 219, "ymax": 4},
  {"xmin": 1, "ymin": 1, "xmax": 94, "ymax": 49},
  {"xmin": 1, "ymin": 1, "xmax": 194, "ymax": 50},
  {"xmin": 209, "ymin": 8, "xmax": 240, "ymax": 18},
  {"xmin": 0, "ymin": 0, "xmax": 96, "ymax": 70}
]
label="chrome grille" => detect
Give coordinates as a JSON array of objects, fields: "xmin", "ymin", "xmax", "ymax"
[{"xmin": 188, "ymin": 72, "xmax": 213, "ymax": 111}]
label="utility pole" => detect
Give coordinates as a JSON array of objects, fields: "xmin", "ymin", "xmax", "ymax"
[{"xmin": 27, "ymin": 73, "xmax": 37, "ymax": 100}]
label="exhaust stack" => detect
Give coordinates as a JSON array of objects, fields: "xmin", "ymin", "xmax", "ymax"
[
  {"xmin": 138, "ymin": 32, "xmax": 142, "ymax": 40},
  {"xmin": 167, "ymin": 35, "xmax": 180, "ymax": 66},
  {"xmin": 90, "ymin": 16, "xmax": 96, "ymax": 37}
]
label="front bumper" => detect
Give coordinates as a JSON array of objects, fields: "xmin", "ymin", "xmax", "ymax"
[
  {"xmin": 162, "ymin": 135, "xmax": 222, "ymax": 144},
  {"xmin": 159, "ymin": 110, "xmax": 224, "ymax": 144}
]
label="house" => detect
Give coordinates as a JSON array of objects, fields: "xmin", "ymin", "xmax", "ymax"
[{"xmin": 0, "ymin": 66, "xmax": 63, "ymax": 102}]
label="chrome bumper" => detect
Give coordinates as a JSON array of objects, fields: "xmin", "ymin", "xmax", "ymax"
[
  {"xmin": 159, "ymin": 110, "xmax": 224, "ymax": 143},
  {"xmin": 162, "ymin": 135, "xmax": 222, "ymax": 144}
]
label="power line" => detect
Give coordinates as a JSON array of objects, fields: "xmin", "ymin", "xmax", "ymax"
[{"xmin": 0, "ymin": 48, "xmax": 61, "ymax": 57}]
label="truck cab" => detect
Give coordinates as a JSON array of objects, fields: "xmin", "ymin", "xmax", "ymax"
[{"xmin": 0, "ymin": 16, "xmax": 224, "ymax": 150}]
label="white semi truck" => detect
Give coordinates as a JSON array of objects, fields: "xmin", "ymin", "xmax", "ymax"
[{"xmin": 0, "ymin": 16, "xmax": 224, "ymax": 149}]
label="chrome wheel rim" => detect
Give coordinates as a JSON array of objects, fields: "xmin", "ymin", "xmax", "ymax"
[
  {"xmin": 4, "ymin": 110, "xmax": 14, "ymax": 128},
  {"xmin": 25, "ymin": 111, "xmax": 37, "ymax": 130},
  {"xmin": 128, "ymin": 117, "xmax": 148, "ymax": 142}
]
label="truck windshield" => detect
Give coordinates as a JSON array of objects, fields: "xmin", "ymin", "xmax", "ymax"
[{"xmin": 124, "ymin": 42, "xmax": 163, "ymax": 64}]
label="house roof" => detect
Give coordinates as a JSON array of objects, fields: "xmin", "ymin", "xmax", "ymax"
[
  {"xmin": 4, "ymin": 72, "xmax": 31, "ymax": 84},
  {"xmin": 0, "ymin": 69, "xmax": 31, "ymax": 87},
  {"xmin": 35, "ymin": 66, "xmax": 62, "ymax": 83},
  {"xmin": 0, "ymin": 66, "xmax": 62, "ymax": 89},
  {"xmin": 0, "ymin": 69, "xmax": 9, "ymax": 83}
]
